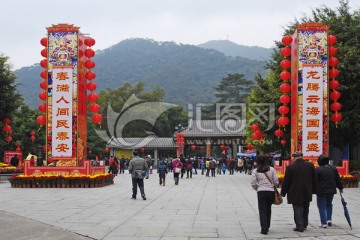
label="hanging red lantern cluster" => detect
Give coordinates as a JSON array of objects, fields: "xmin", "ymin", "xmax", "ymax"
[
  {"xmin": 275, "ymin": 35, "xmax": 292, "ymax": 144},
  {"xmin": 328, "ymin": 35, "xmax": 342, "ymax": 126},
  {"xmin": 2, "ymin": 118, "xmax": 12, "ymax": 143},
  {"xmin": 37, "ymin": 37, "xmax": 48, "ymax": 128},
  {"xmin": 84, "ymin": 37, "xmax": 102, "ymax": 126},
  {"xmin": 175, "ymin": 133, "xmax": 185, "ymax": 151},
  {"xmin": 15, "ymin": 142, "xmax": 21, "ymax": 152},
  {"xmin": 30, "ymin": 131, "xmax": 36, "ymax": 142},
  {"xmin": 250, "ymin": 123, "xmax": 263, "ymax": 140}
]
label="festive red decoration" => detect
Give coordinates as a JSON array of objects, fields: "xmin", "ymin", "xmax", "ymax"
[
  {"xmin": 105, "ymin": 147, "xmax": 110, "ymax": 153},
  {"xmin": 329, "ymin": 46, "xmax": 338, "ymax": 56},
  {"xmin": 39, "ymin": 91, "xmax": 47, "ymax": 101},
  {"xmin": 3, "ymin": 125, "xmax": 11, "ymax": 132},
  {"xmin": 329, "ymin": 57, "xmax": 339, "ymax": 67},
  {"xmin": 88, "ymin": 92, "xmax": 98, "ymax": 102},
  {"xmin": 84, "ymin": 49, "xmax": 95, "ymax": 58},
  {"xmin": 36, "ymin": 115, "xmax": 46, "ymax": 125},
  {"xmin": 78, "ymin": 50, "xmax": 83, "ymax": 58},
  {"xmin": 252, "ymin": 132, "xmax": 260, "ymax": 140},
  {"xmin": 140, "ymin": 147, "xmax": 145, "ymax": 152},
  {"xmin": 92, "ymin": 113, "xmax": 102, "ymax": 124},
  {"xmin": 282, "ymin": 36, "xmax": 293, "ymax": 45},
  {"xmin": 87, "ymin": 82, "xmax": 97, "ymax": 91},
  {"xmin": 328, "ymin": 35, "xmax": 337, "ymax": 45},
  {"xmin": 40, "ymin": 70, "xmax": 47, "ymax": 79},
  {"xmin": 89, "ymin": 103, "xmax": 101, "ymax": 113},
  {"xmin": 278, "ymin": 105, "xmax": 289, "ymax": 115},
  {"xmin": 278, "ymin": 116, "xmax": 289, "ymax": 126},
  {"xmin": 15, "ymin": 142, "xmax": 21, "ymax": 147},
  {"xmin": 2, "ymin": 118, "xmax": 11, "ymax": 125},
  {"xmin": 16, "ymin": 147, "xmax": 21, "ymax": 152},
  {"xmin": 331, "ymin": 113, "xmax": 342, "ymax": 123},
  {"xmin": 85, "ymin": 71, "xmax": 96, "ymax": 80},
  {"xmin": 330, "ymin": 91, "xmax": 341, "ymax": 101},
  {"xmin": 275, "ymin": 129, "xmax": 284, "ymax": 138},
  {"xmin": 5, "ymin": 136, "xmax": 12, "ymax": 143},
  {"xmin": 30, "ymin": 131, "xmax": 36, "ymax": 136},
  {"xmin": 279, "ymin": 95, "xmax": 290, "ymax": 104},
  {"xmin": 85, "ymin": 60, "xmax": 95, "ymax": 69},
  {"xmin": 250, "ymin": 123, "xmax": 259, "ymax": 131},
  {"xmin": 84, "ymin": 37, "xmax": 96, "ymax": 47},
  {"xmin": 281, "ymin": 140, "xmax": 286, "ymax": 146},
  {"xmin": 41, "ymin": 48, "xmax": 47, "ymax": 58},
  {"xmin": 40, "ymin": 59, "xmax": 47, "ymax": 68},
  {"xmin": 247, "ymin": 143, "xmax": 252, "ymax": 148},
  {"xmin": 298, "ymin": 135, "xmax": 302, "ymax": 141},
  {"xmin": 30, "ymin": 135, "xmax": 36, "ymax": 142},
  {"xmin": 40, "ymin": 37, "xmax": 47, "ymax": 47},
  {"xmin": 280, "ymin": 47, "xmax": 291, "ymax": 57},
  {"xmin": 40, "ymin": 80, "xmax": 47, "ymax": 90},
  {"xmin": 329, "ymin": 80, "xmax": 340, "ymax": 90},
  {"xmin": 191, "ymin": 144, "xmax": 196, "ymax": 150},
  {"xmin": 38, "ymin": 103, "xmax": 46, "ymax": 112},
  {"xmin": 279, "ymin": 83, "xmax": 291, "ymax": 93},
  {"xmin": 330, "ymin": 102, "xmax": 342, "ymax": 112},
  {"xmin": 280, "ymin": 59, "xmax": 291, "ymax": 69},
  {"xmin": 328, "ymin": 68, "xmax": 339, "ymax": 78},
  {"xmin": 280, "ymin": 71, "xmax": 291, "ymax": 81}
]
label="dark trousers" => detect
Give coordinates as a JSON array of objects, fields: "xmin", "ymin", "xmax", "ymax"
[
  {"xmin": 132, "ymin": 177, "xmax": 145, "ymax": 198},
  {"xmin": 173, "ymin": 172, "xmax": 180, "ymax": 185},
  {"xmin": 210, "ymin": 168, "xmax": 215, "ymax": 177},
  {"xmin": 186, "ymin": 169, "xmax": 192, "ymax": 178},
  {"xmin": 292, "ymin": 202, "xmax": 310, "ymax": 230},
  {"xmin": 159, "ymin": 175, "xmax": 166, "ymax": 185},
  {"xmin": 120, "ymin": 166, "xmax": 125, "ymax": 173},
  {"xmin": 206, "ymin": 168, "xmax": 210, "ymax": 176},
  {"xmin": 257, "ymin": 191, "xmax": 274, "ymax": 232}
]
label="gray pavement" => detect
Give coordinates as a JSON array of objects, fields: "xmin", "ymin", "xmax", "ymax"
[{"xmin": 0, "ymin": 171, "xmax": 359, "ymax": 240}]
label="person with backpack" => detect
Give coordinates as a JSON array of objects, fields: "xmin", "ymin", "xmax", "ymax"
[{"xmin": 157, "ymin": 159, "xmax": 168, "ymax": 186}]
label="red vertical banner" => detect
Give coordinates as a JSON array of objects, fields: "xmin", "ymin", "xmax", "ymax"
[{"xmin": 290, "ymin": 32, "xmax": 298, "ymax": 154}]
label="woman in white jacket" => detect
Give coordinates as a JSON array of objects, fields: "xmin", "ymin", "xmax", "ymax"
[{"xmin": 251, "ymin": 155, "xmax": 279, "ymax": 235}]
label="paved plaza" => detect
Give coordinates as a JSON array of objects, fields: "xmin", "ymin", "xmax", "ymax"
[{"xmin": 0, "ymin": 171, "xmax": 359, "ymax": 240}]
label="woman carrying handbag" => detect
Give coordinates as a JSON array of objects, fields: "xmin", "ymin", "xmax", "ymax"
[{"xmin": 251, "ymin": 155, "xmax": 279, "ymax": 235}]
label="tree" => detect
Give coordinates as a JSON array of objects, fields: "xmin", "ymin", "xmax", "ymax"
[{"xmin": 215, "ymin": 73, "xmax": 254, "ymax": 103}]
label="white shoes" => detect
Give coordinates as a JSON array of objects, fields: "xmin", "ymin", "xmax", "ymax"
[{"xmin": 319, "ymin": 224, "xmax": 327, "ymax": 228}]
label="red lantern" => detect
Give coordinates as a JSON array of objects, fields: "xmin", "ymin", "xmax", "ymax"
[
  {"xmin": 279, "ymin": 83, "xmax": 291, "ymax": 93},
  {"xmin": 140, "ymin": 147, "xmax": 145, "ymax": 152},
  {"xmin": 38, "ymin": 103, "xmax": 47, "ymax": 112},
  {"xmin": 5, "ymin": 136, "xmax": 12, "ymax": 143},
  {"xmin": 85, "ymin": 60, "xmax": 96, "ymax": 69},
  {"xmin": 3, "ymin": 125, "xmax": 11, "ymax": 132},
  {"xmin": 78, "ymin": 50, "xmax": 83, "ymax": 58},
  {"xmin": 88, "ymin": 92, "xmax": 99, "ymax": 102},
  {"xmin": 105, "ymin": 147, "xmax": 110, "ymax": 153},
  {"xmin": 40, "ymin": 70, "xmax": 47, "ymax": 79},
  {"xmin": 281, "ymin": 140, "xmax": 286, "ymax": 146},
  {"xmin": 191, "ymin": 145, "xmax": 196, "ymax": 150},
  {"xmin": 328, "ymin": 35, "xmax": 337, "ymax": 45},
  {"xmin": 280, "ymin": 71, "xmax": 291, "ymax": 81},
  {"xmin": 41, "ymin": 48, "xmax": 47, "ymax": 57},
  {"xmin": 275, "ymin": 129, "xmax": 284, "ymax": 138},
  {"xmin": 92, "ymin": 113, "xmax": 103, "ymax": 124},
  {"xmin": 330, "ymin": 91, "xmax": 341, "ymax": 101},
  {"xmin": 30, "ymin": 131, "xmax": 36, "ymax": 136},
  {"xmin": 278, "ymin": 105, "xmax": 289, "ymax": 115},
  {"xmin": 87, "ymin": 82, "xmax": 97, "ymax": 91},
  {"xmin": 250, "ymin": 123, "xmax": 259, "ymax": 131},
  {"xmin": 247, "ymin": 143, "xmax": 252, "ymax": 148},
  {"xmin": 328, "ymin": 69, "xmax": 339, "ymax": 78},
  {"xmin": 16, "ymin": 147, "xmax": 21, "ymax": 152},
  {"xmin": 279, "ymin": 95, "xmax": 290, "ymax": 104},
  {"xmin": 329, "ymin": 57, "xmax": 339, "ymax": 67},
  {"xmin": 40, "ymin": 37, "xmax": 47, "ymax": 47},
  {"xmin": 84, "ymin": 37, "xmax": 96, "ymax": 47},
  {"xmin": 15, "ymin": 142, "xmax": 21, "ymax": 147},
  {"xmin": 252, "ymin": 132, "xmax": 260, "ymax": 140},
  {"xmin": 39, "ymin": 91, "xmax": 47, "ymax": 101},
  {"xmin": 84, "ymin": 49, "xmax": 95, "ymax": 58},
  {"xmin": 278, "ymin": 116, "xmax": 289, "ymax": 126},
  {"xmin": 40, "ymin": 59, "xmax": 47, "ymax": 68},
  {"xmin": 329, "ymin": 46, "xmax": 338, "ymax": 56},
  {"xmin": 280, "ymin": 59, "xmax": 291, "ymax": 69},
  {"xmin": 36, "ymin": 115, "xmax": 46, "ymax": 125},
  {"xmin": 331, "ymin": 113, "xmax": 342, "ymax": 123},
  {"xmin": 89, "ymin": 103, "xmax": 101, "ymax": 113},
  {"xmin": 282, "ymin": 36, "xmax": 293, "ymax": 45},
  {"xmin": 85, "ymin": 71, "xmax": 96, "ymax": 80},
  {"xmin": 40, "ymin": 80, "xmax": 47, "ymax": 90},
  {"xmin": 329, "ymin": 80, "xmax": 340, "ymax": 90},
  {"xmin": 30, "ymin": 135, "xmax": 36, "ymax": 142},
  {"xmin": 280, "ymin": 47, "xmax": 291, "ymax": 57},
  {"xmin": 2, "ymin": 118, "xmax": 11, "ymax": 125},
  {"xmin": 330, "ymin": 102, "xmax": 342, "ymax": 112}
]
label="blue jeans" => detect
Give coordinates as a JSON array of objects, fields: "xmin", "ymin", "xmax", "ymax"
[{"xmin": 317, "ymin": 194, "xmax": 334, "ymax": 225}]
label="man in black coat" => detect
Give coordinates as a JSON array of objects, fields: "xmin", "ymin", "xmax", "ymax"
[
  {"xmin": 10, "ymin": 154, "xmax": 19, "ymax": 167},
  {"xmin": 281, "ymin": 151, "xmax": 318, "ymax": 232}
]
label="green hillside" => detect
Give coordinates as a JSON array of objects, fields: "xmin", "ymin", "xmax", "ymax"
[{"xmin": 15, "ymin": 38, "xmax": 268, "ymax": 108}]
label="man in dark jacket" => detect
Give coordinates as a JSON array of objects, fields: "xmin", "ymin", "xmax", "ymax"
[
  {"xmin": 281, "ymin": 151, "xmax": 318, "ymax": 232},
  {"xmin": 316, "ymin": 154, "xmax": 343, "ymax": 228},
  {"xmin": 128, "ymin": 149, "xmax": 148, "ymax": 200},
  {"xmin": 10, "ymin": 154, "xmax": 19, "ymax": 167}
]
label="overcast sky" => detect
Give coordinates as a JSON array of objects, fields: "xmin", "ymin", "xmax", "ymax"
[{"xmin": 1, "ymin": 0, "xmax": 359, "ymax": 70}]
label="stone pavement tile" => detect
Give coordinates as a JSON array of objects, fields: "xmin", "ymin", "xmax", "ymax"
[
  {"xmin": 163, "ymin": 227, "xmax": 218, "ymax": 238},
  {"xmin": 217, "ymin": 227, "xmax": 246, "ymax": 238}
]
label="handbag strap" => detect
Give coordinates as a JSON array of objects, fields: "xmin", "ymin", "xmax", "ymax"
[{"xmin": 263, "ymin": 171, "xmax": 275, "ymax": 189}]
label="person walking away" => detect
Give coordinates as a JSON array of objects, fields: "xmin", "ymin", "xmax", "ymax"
[
  {"xmin": 172, "ymin": 157, "xmax": 183, "ymax": 185},
  {"xmin": 193, "ymin": 157, "xmax": 198, "ymax": 175},
  {"xmin": 186, "ymin": 158, "xmax": 193, "ymax": 178},
  {"xmin": 128, "ymin": 149, "xmax": 148, "ymax": 200},
  {"xmin": 157, "ymin": 159, "xmax": 168, "ymax": 186},
  {"xmin": 201, "ymin": 159, "xmax": 205, "ymax": 175},
  {"xmin": 10, "ymin": 154, "xmax": 19, "ymax": 167},
  {"xmin": 109, "ymin": 156, "xmax": 120, "ymax": 175},
  {"xmin": 221, "ymin": 162, "xmax": 227, "ymax": 174},
  {"xmin": 210, "ymin": 158, "xmax": 216, "ymax": 177},
  {"xmin": 238, "ymin": 158, "xmax": 244, "ymax": 173},
  {"xmin": 167, "ymin": 158, "xmax": 173, "ymax": 172},
  {"xmin": 205, "ymin": 158, "xmax": 211, "ymax": 177},
  {"xmin": 180, "ymin": 154, "xmax": 186, "ymax": 179},
  {"xmin": 119, "ymin": 155, "xmax": 125, "ymax": 174},
  {"xmin": 316, "ymin": 154, "xmax": 343, "ymax": 228},
  {"xmin": 281, "ymin": 151, "xmax": 318, "ymax": 232},
  {"xmin": 243, "ymin": 158, "xmax": 248, "ymax": 174},
  {"xmin": 229, "ymin": 158, "xmax": 236, "ymax": 175},
  {"xmin": 216, "ymin": 158, "xmax": 222, "ymax": 175},
  {"xmin": 251, "ymin": 155, "xmax": 279, "ymax": 235}
]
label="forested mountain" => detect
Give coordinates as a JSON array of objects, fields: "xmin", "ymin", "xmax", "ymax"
[
  {"xmin": 198, "ymin": 40, "xmax": 274, "ymax": 61},
  {"xmin": 15, "ymin": 38, "xmax": 268, "ymax": 108}
]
